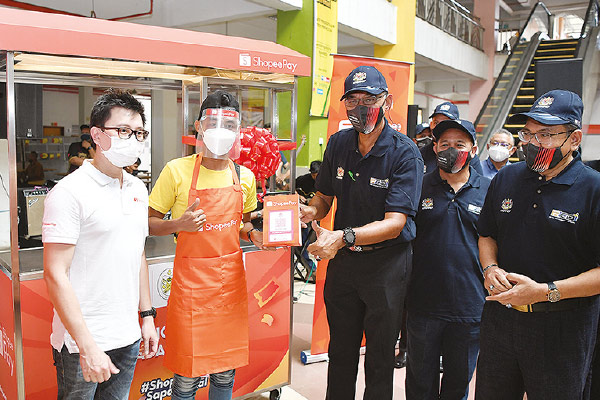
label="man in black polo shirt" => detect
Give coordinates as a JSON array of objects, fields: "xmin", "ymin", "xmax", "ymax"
[
  {"xmin": 67, "ymin": 125, "xmax": 96, "ymax": 174},
  {"xmin": 406, "ymin": 119, "xmax": 490, "ymax": 400},
  {"xmin": 296, "ymin": 160, "xmax": 321, "ymax": 202},
  {"xmin": 421, "ymin": 102, "xmax": 483, "ymax": 175},
  {"xmin": 300, "ymin": 66, "xmax": 423, "ymax": 399},
  {"xmin": 476, "ymin": 90, "xmax": 600, "ymax": 399}
]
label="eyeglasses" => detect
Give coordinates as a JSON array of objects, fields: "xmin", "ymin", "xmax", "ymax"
[
  {"xmin": 489, "ymin": 141, "xmax": 512, "ymax": 148},
  {"xmin": 517, "ymin": 129, "xmax": 574, "ymax": 145},
  {"xmin": 100, "ymin": 127, "xmax": 150, "ymax": 142},
  {"xmin": 344, "ymin": 93, "xmax": 386, "ymax": 108}
]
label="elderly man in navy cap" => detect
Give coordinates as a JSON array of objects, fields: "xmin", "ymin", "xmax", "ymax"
[
  {"xmin": 476, "ymin": 90, "xmax": 600, "ymax": 399},
  {"xmin": 405, "ymin": 119, "xmax": 490, "ymax": 400},
  {"xmin": 300, "ymin": 65, "xmax": 423, "ymax": 399},
  {"xmin": 421, "ymin": 102, "xmax": 483, "ymax": 175}
]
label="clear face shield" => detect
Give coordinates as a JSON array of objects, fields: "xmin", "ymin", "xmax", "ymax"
[{"xmin": 196, "ymin": 108, "xmax": 241, "ymax": 160}]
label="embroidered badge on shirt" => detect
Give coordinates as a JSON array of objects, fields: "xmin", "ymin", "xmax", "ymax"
[
  {"xmin": 422, "ymin": 198, "xmax": 434, "ymax": 210},
  {"xmin": 468, "ymin": 204, "xmax": 482, "ymax": 215},
  {"xmin": 369, "ymin": 177, "xmax": 389, "ymax": 189},
  {"xmin": 501, "ymin": 198, "xmax": 513, "ymax": 213},
  {"xmin": 336, "ymin": 166, "xmax": 344, "ymax": 180},
  {"xmin": 549, "ymin": 209, "xmax": 579, "ymax": 224}
]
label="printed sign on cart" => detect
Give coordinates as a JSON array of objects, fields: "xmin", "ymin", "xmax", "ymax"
[{"xmin": 149, "ymin": 262, "xmax": 173, "ymax": 308}]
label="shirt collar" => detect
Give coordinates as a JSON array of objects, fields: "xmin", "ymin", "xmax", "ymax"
[
  {"xmin": 81, "ymin": 160, "xmax": 120, "ymax": 186},
  {"xmin": 524, "ymin": 151, "xmax": 583, "ymax": 186},
  {"xmin": 431, "ymin": 164, "xmax": 481, "ymax": 188},
  {"xmin": 353, "ymin": 120, "xmax": 395, "ymax": 158}
]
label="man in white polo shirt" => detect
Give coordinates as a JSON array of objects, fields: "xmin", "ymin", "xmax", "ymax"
[{"xmin": 43, "ymin": 89, "xmax": 158, "ymax": 399}]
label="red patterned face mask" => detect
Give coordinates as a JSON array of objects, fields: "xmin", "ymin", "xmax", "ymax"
[
  {"xmin": 436, "ymin": 147, "xmax": 472, "ymax": 173},
  {"xmin": 347, "ymin": 105, "xmax": 384, "ymax": 134},
  {"xmin": 525, "ymin": 140, "xmax": 569, "ymax": 173}
]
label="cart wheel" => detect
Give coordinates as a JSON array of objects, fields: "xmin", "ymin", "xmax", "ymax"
[{"xmin": 269, "ymin": 388, "xmax": 281, "ymax": 400}]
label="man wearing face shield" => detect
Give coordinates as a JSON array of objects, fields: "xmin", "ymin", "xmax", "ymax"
[
  {"xmin": 43, "ymin": 89, "xmax": 158, "ymax": 398},
  {"xmin": 480, "ymin": 128, "xmax": 516, "ymax": 179},
  {"xmin": 299, "ymin": 66, "xmax": 424, "ymax": 399},
  {"xmin": 405, "ymin": 119, "xmax": 490, "ymax": 400},
  {"xmin": 476, "ymin": 90, "xmax": 600, "ymax": 399},
  {"xmin": 148, "ymin": 90, "xmax": 261, "ymax": 400}
]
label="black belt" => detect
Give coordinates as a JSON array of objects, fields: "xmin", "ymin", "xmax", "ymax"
[
  {"xmin": 510, "ymin": 297, "xmax": 594, "ymax": 313},
  {"xmin": 346, "ymin": 244, "xmax": 389, "ymax": 253}
]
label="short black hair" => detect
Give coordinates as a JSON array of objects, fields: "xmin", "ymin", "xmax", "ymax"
[
  {"xmin": 80, "ymin": 124, "xmax": 90, "ymax": 131},
  {"xmin": 90, "ymin": 88, "xmax": 146, "ymax": 128},
  {"xmin": 198, "ymin": 90, "xmax": 240, "ymax": 120},
  {"xmin": 134, "ymin": 158, "xmax": 141, "ymax": 166},
  {"xmin": 309, "ymin": 160, "xmax": 322, "ymax": 174}
]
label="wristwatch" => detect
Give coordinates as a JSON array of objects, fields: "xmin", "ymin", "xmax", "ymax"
[
  {"xmin": 139, "ymin": 307, "xmax": 157, "ymax": 319},
  {"xmin": 547, "ymin": 282, "xmax": 561, "ymax": 303},
  {"xmin": 342, "ymin": 227, "xmax": 356, "ymax": 248}
]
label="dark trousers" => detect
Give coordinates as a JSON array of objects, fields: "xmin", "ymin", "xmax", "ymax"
[
  {"xmin": 324, "ymin": 243, "xmax": 411, "ymax": 400},
  {"xmin": 405, "ymin": 313, "xmax": 480, "ymax": 400},
  {"xmin": 52, "ymin": 340, "xmax": 140, "ymax": 400},
  {"xmin": 475, "ymin": 299, "xmax": 600, "ymax": 400}
]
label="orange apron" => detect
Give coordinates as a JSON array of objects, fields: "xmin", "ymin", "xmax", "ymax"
[{"xmin": 164, "ymin": 154, "xmax": 249, "ymax": 377}]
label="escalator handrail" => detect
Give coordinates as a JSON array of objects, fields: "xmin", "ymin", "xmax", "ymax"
[
  {"xmin": 475, "ymin": 33, "xmax": 541, "ymax": 154},
  {"xmin": 578, "ymin": 0, "xmax": 600, "ymax": 42},
  {"xmin": 518, "ymin": 1, "xmax": 552, "ymax": 39}
]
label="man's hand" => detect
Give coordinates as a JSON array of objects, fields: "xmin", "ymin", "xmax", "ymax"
[
  {"xmin": 176, "ymin": 198, "xmax": 206, "ymax": 232},
  {"xmin": 307, "ymin": 221, "xmax": 344, "ymax": 260},
  {"xmin": 140, "ymin": 318, "xmax": 159, "ymax": 359},
  {"xmin": 484, "ymin": 265, "xmax": 513, "ymax": 295},
  {"xmin": 299, "ymin": 204, "xmax": 317, "ymax": 228},
  {"xmin": 82, "ymin": 140, "xmax": 92, "ymax": 150},
  {"xmin": 80, "ymin": 345, "xmax": 120, "ymax": 383},
  {"xmin": 249, "ymin": 229, "xmax": 273, "ymax": 251},
  {"xmin": 486, "ymin": 272, "xmax": 547, "ymax": 306}
]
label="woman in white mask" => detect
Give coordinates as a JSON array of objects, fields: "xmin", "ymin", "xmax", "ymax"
[{"xmin": 480, "ymin": 128, "xmax": 516, "ymax": 179}]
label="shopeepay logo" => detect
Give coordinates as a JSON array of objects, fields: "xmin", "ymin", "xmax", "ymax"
[{"xmin": 239, "ymin": 53, "xmax": 298, "ymax": 73}]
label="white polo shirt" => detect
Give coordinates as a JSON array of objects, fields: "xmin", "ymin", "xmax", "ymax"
[{"xmin": 42, "ymin": 160, "xmax": 149, "ymax": 353}]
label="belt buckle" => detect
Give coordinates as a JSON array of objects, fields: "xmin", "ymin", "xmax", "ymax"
[
  {"xmin": 349, "ymin": 245, "xmax": 362, "ymax": 252},
  {"xmin": 512, "ymin": 304, "xmax": 530, "ymax": 312}
]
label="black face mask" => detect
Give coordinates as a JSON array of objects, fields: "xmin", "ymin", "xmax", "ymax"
[
  {"xmin": 347, "ymin": 105, "xmax": 384, "ymax": 134},
  {"xmin": 524, "ymin": 141, "xmax": 569, "ymax": 173},
  {"xmin": 436, "ymin": 147, "xmax": 472, "ymax": 173},
  {"xmin": 415, "ymin": 136, "xmax": 433, "ymax": 149}
]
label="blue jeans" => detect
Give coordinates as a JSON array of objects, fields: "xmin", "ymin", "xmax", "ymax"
[
  {"xmin": 52, "ymin": 339, "xmax": 140, "ymax": 400},
  {"xmin": 171, "ymin": 369, "xmax": 235, "ymax": 400},
  {"xmin": 406, "ymin": 313, "xmax": 480, "ymax": 400},
  {"xmin": 475, "ymin": 300, "xmax": 600, "ymax": 400}
]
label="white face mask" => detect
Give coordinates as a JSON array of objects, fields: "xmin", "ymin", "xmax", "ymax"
[
  {"xmin": 99, "ymin": 134, "xmax": 145, "ymax": 168},
  {"xmin": 488, "ymin": 145, "xmax": 510, "ymax": 162},
  {"xmin": 202, "ymin": 128, "xmax": 237, "ymax": 156}
]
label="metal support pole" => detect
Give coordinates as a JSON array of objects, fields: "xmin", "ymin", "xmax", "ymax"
[{"xmin": 7, "ymin": 50, "xmax": 26, "ymax": 400}]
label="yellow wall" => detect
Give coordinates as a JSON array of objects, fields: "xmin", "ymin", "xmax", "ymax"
[{"xmin": 374, "ymin": 0, "xmax": 416, "ymax": 103}]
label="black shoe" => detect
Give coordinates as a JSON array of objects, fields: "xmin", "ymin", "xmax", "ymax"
[{"xmin": 394, "ymin": 352, "xmax": 407, "ymax": 369}]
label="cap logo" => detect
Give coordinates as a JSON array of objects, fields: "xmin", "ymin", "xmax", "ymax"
[
  {"xmin": 353, "ymin": 72, "xmax": 367, "ymax": 85},
  {"xmin": 536, "ymin": 96, "xmax": 554, "ymax": 109},
  {"xmin": 440, "ymin": 104, "xmax": 450, "ymax": 111}
]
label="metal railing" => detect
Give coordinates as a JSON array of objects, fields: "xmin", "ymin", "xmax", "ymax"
[
  {"xmin": 416, "ymin": 0, "xmax": 484, "ymax": 50},
  {"xmin": 579, "ymin": 0, "xmax": 600, "ymax": 43}
]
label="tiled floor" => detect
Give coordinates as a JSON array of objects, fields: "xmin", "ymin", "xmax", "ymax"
[{"xmin": 248, "ymin": 281, "xmax": 476, "ymax": 400}]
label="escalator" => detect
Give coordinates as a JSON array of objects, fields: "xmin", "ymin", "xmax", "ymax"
[{"xmin": 474, "ymin": 0, "xmax": 599, "ymax": 161}]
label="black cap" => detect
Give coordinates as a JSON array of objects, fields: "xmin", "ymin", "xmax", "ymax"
[
  {"xmin": 340, "ymin": 66, "xmax": 388, "ymax": 100},
  {"xmin": 432, "ymin": 119, "xmax": 477, "ymax": 144},
  {"xmin": 507, "ymin": 89, "xmax": 583, "ymax": 128},
  {"xmin": 199, "ymin": 90, "xmax": 240, "ymax": 118},
  {"xmin": 429, "ymin": 102, "xmax": 459, "ymax": 120}
]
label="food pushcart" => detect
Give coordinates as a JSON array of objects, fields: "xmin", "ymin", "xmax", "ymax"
[{"xmin": 0, "ymin": 7, "xmax": 310, "ymax": 400}]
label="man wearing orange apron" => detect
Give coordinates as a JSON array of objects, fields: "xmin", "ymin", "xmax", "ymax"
[{"xmin": 148, "ymin": 91, "xmax": 263, "ymax": 400}]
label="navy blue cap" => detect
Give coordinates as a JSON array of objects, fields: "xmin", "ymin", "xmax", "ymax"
[
  {"xmin": 508, "ymin": 89, "xmax": 583, "ymax": 128},
  {"xmin": 432, "ymin": 119, "xmax": 476, "ymax": 144},
  {"xmin": 340, "ymin": 66, "xmax": 388, "ymax": 100},
  {"xmin": 429, "ymin": 102, "xmax": 459, "ymax": 120},
  {"xmin": 415, "ymin": 122, "xmax": 430, "ymax": 136}
]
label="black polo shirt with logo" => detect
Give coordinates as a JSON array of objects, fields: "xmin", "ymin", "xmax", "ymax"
[
  {"xmin": 315, "ymin": 121, "xmax": 424, "ymax": 245},
  {"xmin": 407, "ymin": 166, "xmax": 490, "ymax": 321},
  {"xmin": 477, "ymin": 154, "xmax": 600, "ymax": 283}
]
